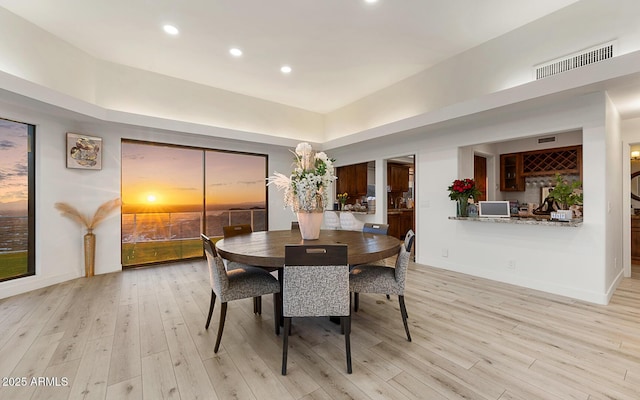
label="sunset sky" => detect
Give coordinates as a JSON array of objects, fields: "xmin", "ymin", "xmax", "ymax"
[
  {"xmin": 122, "ymin": 142, "xmax": 266, "ymax": 209},
  {"xmin": 0, "ymin": 119, "xmax": 28, "ymax": 212}
]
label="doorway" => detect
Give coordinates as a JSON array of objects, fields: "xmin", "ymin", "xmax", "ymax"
[{"xmin": 384, "ymin": 155, "xmax": 415, "ymax": 241}]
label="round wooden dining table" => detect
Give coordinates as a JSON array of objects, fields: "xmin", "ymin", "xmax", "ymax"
[{"xmin": 216, "ymin": 229, "xmax": 401, "ymax": 268}]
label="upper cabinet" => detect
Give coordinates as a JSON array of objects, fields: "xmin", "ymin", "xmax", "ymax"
[
  {"xmin": 336, "ymin": 163, "xmax": 368, "ymax": 199},
  {"xmin": 387, "ymin": 163, "xmax": 410, "ymax": 193},
  {"xmin": 500, "ymin": 153, "xmax": 525, "ymax": 191},
  {"xmin": 499, "ymin": 145, "xmax": 582, "ymax": 192}
]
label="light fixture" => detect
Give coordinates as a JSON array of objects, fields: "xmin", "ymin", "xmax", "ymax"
[
  {"xmin": 632, "ymin": 150, "xmax": 640, "ymax": 160},
  {"xmin": 163, "ymin": 24, "xmax": 179, "ymax": 35},
  {"xmin": 280, "ymin": 65, "xmax": 292, "ymax": 74},
  {"xmin": 229, "ymin": 48, "xmax": 243, "ymax": 57},
  {"xmin": 365, "ymin": 0, "xmax": 378, "ymax": 3}
]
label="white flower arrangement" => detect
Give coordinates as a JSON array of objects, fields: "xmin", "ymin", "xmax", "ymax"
[{"xmin": 268, "ymin": 142, "xmax": 336, "ymax": 212}]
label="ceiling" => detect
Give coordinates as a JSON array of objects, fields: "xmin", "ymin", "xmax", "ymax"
[{"xmin": 0, "ymin": 0, "xmax": 580, "ymax": 114}]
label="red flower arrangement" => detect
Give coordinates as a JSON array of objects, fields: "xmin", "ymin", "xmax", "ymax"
[{"xmin": 447, "ymin": 178, "xmax": 481, "ymax": 201}]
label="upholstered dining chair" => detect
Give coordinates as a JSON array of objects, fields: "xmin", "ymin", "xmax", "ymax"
[
  {"xmin": 201, "ymin": 234, "xmax": 281, "ymax": 353},
  {"xmin": 222, "ymin": 224, "xmax": 252, "ymax": 237},
  {"xmin": 404, "ymin": 229, "xmax": 415, "ymax": 254},
  {"xmin": 281, "ymin": 244, "xmax": 352, "ymax": 375},
  {"xmin": 363, "ymin": 222, "xmax": 389, "ymax": 235},
  {"xmin": 349, "ymin": 243, "xmax": 412, "ymax": 341},
  {"xmin": 222, "ymin": 224, "xmax": 263, "ymax": 314}
]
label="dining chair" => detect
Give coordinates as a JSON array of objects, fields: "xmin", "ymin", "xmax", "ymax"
[
  {"xmin": 363, "ymin": 222, "xmax": 389, "ymax": 235},
  {"xmin": 222, "ymin": 224, "xmax": 263, "ymax": 314},
  {"xmin": 201, "ymin": 234, "xmax": 281, "ymax": 352},
  {"xmin": 404, "ymin": 229, "xmax": 415, "ymax": 253},
  {"xmin": 281, "ymin": 244, "xmax": 352, "ymax": 375},
  {"xmin": 323, "ymin": 210, "xmax": 341, "ymax": 230},
  {"xmin": 222, "ymin": 224, "xmax": 252, "ymax": 237},
  {"xmin": 349, "ymin": 243, "xmax": 412, "ymax": 341}
]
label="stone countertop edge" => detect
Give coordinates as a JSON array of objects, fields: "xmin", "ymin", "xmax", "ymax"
[{"xmin": 448, "ymin": 216, "xmax": 583, "ymax": 227}]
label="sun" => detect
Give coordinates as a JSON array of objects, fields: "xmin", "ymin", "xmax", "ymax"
[{"xmin": 147, "ymin": 194, "xmax": 157, "ymax": 203}]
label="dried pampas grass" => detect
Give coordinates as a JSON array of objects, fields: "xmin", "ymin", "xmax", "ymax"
[{"xmin": 55, "ymin": 198, "xmax": 121, "ymax": 230}]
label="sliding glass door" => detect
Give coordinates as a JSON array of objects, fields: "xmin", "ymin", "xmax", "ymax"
[{"xmin": 121, "ymin": 140, "xmax": 267, "ymax": 267}]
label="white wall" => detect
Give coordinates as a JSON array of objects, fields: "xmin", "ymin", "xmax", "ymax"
[
  {"xmin": 330, "ymin": 92, "xmax": 617, "ymax": 304},
  {"xmin": 324, "ymin": 0, "xmax": 640, "ymax": 139},
  {"xmin": 0, "ymin": 95, "xmax": 295, "ymax": 299}
]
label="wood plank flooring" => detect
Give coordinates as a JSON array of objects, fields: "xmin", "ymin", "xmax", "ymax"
[{"xmin": 2, "ymin": 260, "xmax": 640, "ymax": 399}]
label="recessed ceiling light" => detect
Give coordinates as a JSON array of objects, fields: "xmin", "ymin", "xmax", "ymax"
[
  {"xmin": 163, "ymin": 24, "xmax": 179, "ymax": 35},
  {"xmin": 281, "ymin": 65, "xmax": 292, "ymax": 74},
  {"xmin": 229, "ymin": 48, "xmax": 243, "ymax": 57},
  {"xmin": 365, "ymin": 0, "xmax": 378, "ymax": 3}
]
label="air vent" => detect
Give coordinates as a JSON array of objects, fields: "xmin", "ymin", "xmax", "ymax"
[
  {"xmin": 534, "ymin": 42, "xmax": 615, "ymax": 80},
  {"xmin": 538, "ymin": 136, "xmax": 556, "ymax": 144}
]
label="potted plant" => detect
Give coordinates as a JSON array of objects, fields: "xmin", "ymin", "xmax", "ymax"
[
  {"xmin": 447, "ymin": 178, "xmax": 481, "ymax": 217},
  {"xmin": 267, "ymin": 142, "xmax": 336, "ymax": 239},
  {"xmin": 548, "ymin": 173, "xmax": 583, "ymax": 220}
]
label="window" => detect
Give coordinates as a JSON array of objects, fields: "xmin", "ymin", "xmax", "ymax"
[
  {"xmin": 121, "ymin": 140, "xmax": 267, "ymax": 267},
  {"xmin": 0, "ymin": 118, "xmax": 35, "ymax": 281}
]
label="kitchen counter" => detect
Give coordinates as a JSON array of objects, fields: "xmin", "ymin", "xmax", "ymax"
[{"xmin": 449, "ymin": 216, "xmax": 583, "ymax": 227}]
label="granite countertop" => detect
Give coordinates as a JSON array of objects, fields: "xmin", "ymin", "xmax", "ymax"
[{"xmin": 449, "ymin": 216, "xmax": 583, "ymax": 227}]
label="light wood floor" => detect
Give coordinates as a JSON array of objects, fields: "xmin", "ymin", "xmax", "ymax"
[{"xmin": 2, "ymin": 260, "xmax": 640, "ymax": 400}]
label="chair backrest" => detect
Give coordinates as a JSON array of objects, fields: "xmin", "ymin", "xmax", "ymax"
[
  {"xmin": 223, "ymin": 224, "xmax": 252, "ymax": 238},
  {"xmin": 201, "ymin": 234, "xmax": 229, "ymax": 295},
  {"xmin": 291, "ymin": 221, "xmax": 300, "ymax": 230},
  {"xmin": 394, "ymin": 244, "xmax": 410, "ymax": 292},
  {"xmin": 323, "ymin": 211, "xmax": 341, "ymax": 230},
  {"xmin": 283, "ymin": 245, "xmax": 349, "ymax": 318},
  {"xmin": 404, "ymin": 229, "xmax": 415, "ymax": 252},
  {"xmin": 363, "ymin": 223, "xmax": 389, "ymax": 235}
]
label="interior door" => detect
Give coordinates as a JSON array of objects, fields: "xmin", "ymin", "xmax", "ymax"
[{"xmin": 474, "ymin": 155, "xmax": 487, "ymax": 201}]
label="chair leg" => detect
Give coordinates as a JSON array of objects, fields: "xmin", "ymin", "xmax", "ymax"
[
  {"xmin": 282, "ymin": 317, "xmax": 291, "ymax": 375},
  {"xmin": 273, "ymin": 293, "xmax": 280, "ymax": 336},
  {"xmin": 253, "ymin": 296, "xmax": 262, "ymax": 314},
  {"xmin": 214, "ymin": 302, "xmax": 228, "ymax": 353},
  {"xmin": 353, "ymin": 292, "xmax": 359, "ymax": 312},
  {"xmin": 205, "ymin": 290, "xmax": 216, "ymax": 329},
  {"xmin": 342, "ymin": 316, "xmax": 352, "ymax": 374},
  {"xmin": 386, "ymin": 294, "xmax": 390, "ymax": 300},
  {"xmin": 398, "ymin": 295, "xmax": 411, "ymax": 342}
]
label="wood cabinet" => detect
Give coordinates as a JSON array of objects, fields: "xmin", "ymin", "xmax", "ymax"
[
  {"xmin": 388, "ymin": 210, "xmax": 414, "ymax": 240},
  {"xmin": 336, "ymin": 163, "xmax": 368, "ymax": 200},
  {"xmin": 500, "ymin": 153, "xmax": 525, "ymax": 191},
  {"xmin": 499, "ymin": 145, "xmax": 582, "ymax": 192},
  {"xmin": 632, "ymin": 217, "xmax": 640, "ymax": 265},
  {"xmin": 387, "ymin": 163, "xmax": 410, "ymax": 193},
  {"xmin": 521, "ymin": 145, "xmax": 582, "ymax": 177}
]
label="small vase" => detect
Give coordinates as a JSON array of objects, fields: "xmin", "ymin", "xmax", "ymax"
[
  {"xmin": 457, "ymin": 198, "xmax": 470, "ymax": 217},
  {"xmin": 297, "ymin": 211, "xmax": 324, "ymax": 240},
  {"xmin": 84, "ymin": 230, "xmax": 96, "ymax": 277}
]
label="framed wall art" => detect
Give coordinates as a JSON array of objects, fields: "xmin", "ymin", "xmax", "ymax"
[{"xmin": 66, "ymin": 133, "xmax": 102, "ymax": 170}]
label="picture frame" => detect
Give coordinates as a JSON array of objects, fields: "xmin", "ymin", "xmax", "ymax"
[{"xmin": 66, "ymin": 133, "xmax": 102, "ymax": 170}]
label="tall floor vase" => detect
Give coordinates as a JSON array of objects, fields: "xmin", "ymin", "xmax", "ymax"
[
  {"xmin": 84, "ymin": 230, "xmax": 96, "ymax": 277},
  {"xmin": 297, "ymin": 211, "xmax": 324, "ymax": 240}
]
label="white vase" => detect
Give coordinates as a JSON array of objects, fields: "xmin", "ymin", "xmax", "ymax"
[{"xmin": 297, "ymin": 211, "xmax": 324, "ymax": 240}]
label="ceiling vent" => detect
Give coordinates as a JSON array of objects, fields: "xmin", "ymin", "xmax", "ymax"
[
  {"xmin": 538, "ymin": 136, "xmax": 556, "ymax": 144},
  {"xmin": 534, "ymin": 41, "xmax": 615, "ymax": 80}
]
